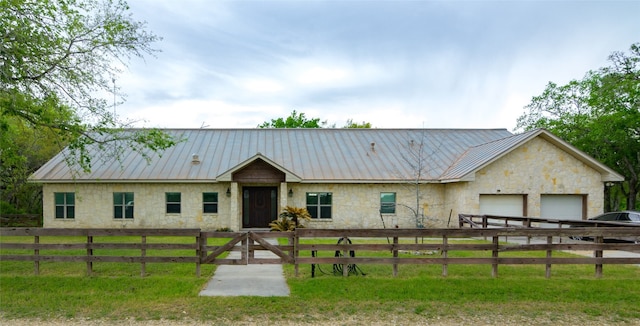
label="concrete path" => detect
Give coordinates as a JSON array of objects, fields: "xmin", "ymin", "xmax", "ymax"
[{"xmin": 199, "ymin": 238, "xmax": 290, "ymax": 297}]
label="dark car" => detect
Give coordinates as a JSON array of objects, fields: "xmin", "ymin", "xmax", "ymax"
[
  {"xmin": 588, "ymin": 211, "xmax": 640, "ymax": 223},
  {"xmin": 570, "ymin": 211, "xmax": 640, "ymax": 243}
]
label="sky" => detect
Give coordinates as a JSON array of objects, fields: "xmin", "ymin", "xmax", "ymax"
[{"xmin": 114, "ymin": 0, "xmax": 640, "ymax": 131}]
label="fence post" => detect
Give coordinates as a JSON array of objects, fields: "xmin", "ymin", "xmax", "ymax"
[
  {"xmin": 34, "ymin": 235, "xmax": 39, "ymax": 275},
  {"xmin": 196, "ymin": 232, "xmax": 203, "ymax": 277},
  {"xmin": 242, "ymin": 235, "xmax": 248, "ymax": 264},
  {"xmin": 545, "ymin": 236, "xmax": 552, "ymax": 278},
  {"xmin": 141, "ymin": 235, "xmax": 146, "ymax": 277},
  {"xmin": 594, "ymin": 236, "xmax": 603, "ymax": 278},
  {"xmin": 86, "ymin": 235, "xmax": 93, "ymax": 276},
  {"xmin": 294, "ymin": 230, "xmax": 299, "ymax": 277},
  {"xmin": 442, "ymin": 235, "xmax": 448, "ymax": 277},
  {"xmin": 342, "ymin": 236, "xmax": 348, "ymax": 277},
  {"xmin": 482, "ymin": 216, "xmax": 488, "ymax": 241},
  {"xmin": 491, "ymin": 236, "xmax": 499, "ymax": 278},
  {"xmin": 504, "ymin": 218, "xmax": 509, "ymax": 243},
  {"xmin": 392, "ymin": 236, "xmax": 398, "ymax": 277}
]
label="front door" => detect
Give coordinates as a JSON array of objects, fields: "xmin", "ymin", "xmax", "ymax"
[{"xmin": 242, "ymin": 187, "xmax": 278, "ymax": 228}]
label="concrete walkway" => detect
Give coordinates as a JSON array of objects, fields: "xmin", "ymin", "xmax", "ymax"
[{"xmin": 199, "ymin": 238, "xmax": 290, "ymax": 297}]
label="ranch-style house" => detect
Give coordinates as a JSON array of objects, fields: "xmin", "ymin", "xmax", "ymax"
[{"xmin": 31, "ymin": 128, "xmax": 623, "ymax": 230}]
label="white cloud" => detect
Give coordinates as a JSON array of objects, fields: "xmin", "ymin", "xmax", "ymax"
[
  {"xmin": 241, "ymin": 78, "xmax": 285, "ymax": 93},
  {"xmin": 125, "ymin": 99, "xmax": 284, "ymax": 129},
  {"xmin": 295, "ymin": 66, "xmax": 349, "ymax": 85},
  {"xmin": 113, "ymin": 0, "xmax": 640, "ymax": 131}
]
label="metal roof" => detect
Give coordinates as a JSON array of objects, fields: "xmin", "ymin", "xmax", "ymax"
[
  {"xmin": 440, "ymin": 130, "xmax": 538, "ymax": 181},
  {"xmin": 30, "ymin": 128, "xmax": 623, "ymax": 183}
]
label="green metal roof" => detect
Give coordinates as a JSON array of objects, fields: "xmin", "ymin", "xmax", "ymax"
[{"xmin": 30, "ymin": 128, "xmax": 623, "ymax": 183}]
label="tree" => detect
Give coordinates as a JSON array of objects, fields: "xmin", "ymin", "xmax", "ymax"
[
  {"xmin": 1, "ymin": 0, "xmax": 176, "ymax": 173},
  {"xmin": 0, "ymin": 114, "xmax": 68, "ymax": 214},
  {"xmin": 392, "ymin": 131, "xmax": 443, "ymax": 229},
  {"xmin": 258, "ymin": 110, "xmax": 373, "ymax": 128},
  {"xmin": 258, "ymin": 110, "xmax": 326, "ymax": 128},
  {"xmin": 516, "ymin": 43, "xmax": 640, "ymax": 210},
  {"xmin": 343, "ymin": 119, "xmax": 372, "ymax": 128}
]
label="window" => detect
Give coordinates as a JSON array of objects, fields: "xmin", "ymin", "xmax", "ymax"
[
  {"xmin": 54, "ymin": 192, "xmax": 75, "ymax": 219},
  {"xmin": 203, "ymin": 192, "xmax": 218, "ymax": 213},
  {"xmin": 306, "ymin": 192, "xmax": 332, "ymax": 219},
  {"xmin": 166, "ymin": 192, "xmax": 181, "ymax": 214},
  {"xmin": 114, "ymin": 192, "xmax": 134, "ymax": 219},
  {"xmin": 380, "ymin": 192, "xmax": 396, "ymax": 214}
]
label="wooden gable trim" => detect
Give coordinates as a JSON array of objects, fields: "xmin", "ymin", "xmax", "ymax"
[
  {"xmin": 216, "ymin": 153, "xmax": 302, "ymax": 182},
  {"xmin": 232, "ymin": 158, "xmax": 285, "ymax": 183}
]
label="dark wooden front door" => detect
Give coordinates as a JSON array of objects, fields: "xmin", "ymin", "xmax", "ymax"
[{"xmin": 242, "ymin": 187, "xmax": 278, "ymax": 228}]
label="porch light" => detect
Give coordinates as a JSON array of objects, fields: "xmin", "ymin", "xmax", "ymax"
[
  {"xmin": 288, "ymin": 189, "xmax": 293, "ymax": 197},
  {"xmin": 226, "ymin": 187, "xmax": 231, "ymax": 197}
]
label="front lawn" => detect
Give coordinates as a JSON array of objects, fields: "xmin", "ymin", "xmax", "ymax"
[{"xmin": 1, "ymin": 236, "xmax": 639, "ymax": 324}]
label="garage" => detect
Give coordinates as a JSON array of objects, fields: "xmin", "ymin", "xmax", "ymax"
[
  {"xmin": 540, "ymin": 194, "xmax": 585, "ymax": 220},
  {"xmin": 479, "ymin": 194, "xmax": 526, "ymax": 217}
]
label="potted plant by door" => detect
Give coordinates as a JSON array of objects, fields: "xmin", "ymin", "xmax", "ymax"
[{"xmin": 269, "ymin": 206, "xmax": 311, "ymax": 231}]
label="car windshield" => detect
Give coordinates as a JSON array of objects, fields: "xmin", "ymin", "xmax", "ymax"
[
  {"xmin": 592, "ymin": 213, "xmax": 619, "ymax": 221},
  {"xmin": 628, "ymin": 212, "xmax": 640, "ymax": 222}
]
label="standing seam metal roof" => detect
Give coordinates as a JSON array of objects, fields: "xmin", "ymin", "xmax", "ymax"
[{"xmin": 31, "ymin": 128, "xmax": 539, "ymax": 183}]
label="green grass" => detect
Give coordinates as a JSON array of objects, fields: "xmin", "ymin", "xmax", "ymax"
[{"xmin": 1, "ymin": 236, "xmax": 639, "ymax": 324}]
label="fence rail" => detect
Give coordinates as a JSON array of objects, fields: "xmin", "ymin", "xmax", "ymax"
[
  {"xmin": 1, "ymin": 225, "xmax": 639, "ymax": 278},
  {"xmin": 0, "ymin": 228, "xmax": 202, "ymax": 277},
  {"xmin": 293, "ymin": 227, "xmax": 640, "ymax": 278},
  {"xmin": 458, "ymin": 213, "xmax": 640, "ymax": 229}
]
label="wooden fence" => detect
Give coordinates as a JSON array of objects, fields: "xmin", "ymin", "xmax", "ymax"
[
  {"xmin": 458, "ymin": 213, "xmax": 640, "ymax": 229},
  {"xmin": 1, "ymin": 226, "xmax": 639, "ymax": 278},
  {"xmin": 293, "ymin": 227, "xmax": 640, "ymax": 278},
  {"xmin": 0, "ymin": 228, "xmax": 202, "ymax": 277},
  {"xmin": 199, "ymin": 231, "xmax": 294, "ymax": 265}
]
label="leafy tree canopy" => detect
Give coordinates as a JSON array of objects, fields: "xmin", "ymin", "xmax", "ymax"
[
  {"xmin": 1, "ymin": 0, "xmax": 176, "ymax": 172},
  {"xmin": 516, "ymin": 43, "xmax": 640, "ymax": 210},
  {"xmin": 258, "ymin": 110, "xmax": 326, "ymax": 128},
  {"xmin": 258, "ymin": 110, "xmax": 372, "ymax": 128},
  {"xmin": 343, "ymin": 119, "xmax": 372, "ymax": 128},
  {"xmin": 0, "ymin": 114, "xmax": 66, "ymax": 214}
]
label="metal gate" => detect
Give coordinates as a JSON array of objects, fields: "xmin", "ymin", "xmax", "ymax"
[{"xmin": 200, "ymin": 231, "xmax": 294, "ymax": 265}]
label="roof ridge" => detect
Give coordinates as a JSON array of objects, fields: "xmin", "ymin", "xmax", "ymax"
[{"xmin": 464, "ymin": 128, "xmax": 536, "ymax": 150}]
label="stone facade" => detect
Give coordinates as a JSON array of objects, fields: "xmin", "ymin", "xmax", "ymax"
[
  {"xmin": 41, "ymin": 137, "xmax": 608, "ymax": 229},
  {"xmin": 44, "ymin": 183, "xmax": 229, "ymax": 229}
]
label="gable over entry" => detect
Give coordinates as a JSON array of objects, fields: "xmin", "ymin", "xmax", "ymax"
[
  {"xmin": 230, "ymin": 159, "xmax": 285, "ymax": 228},
  {"xmin": 218, "ymin": 154, "xmax": 299, "ymax": 229},
  {"xmin": 232, "ymin": 159, "xmax": 285, "ymax": 183},
  {"xmin": 216, "ymin": 153, "xmax": 301, "ymax": 183}
]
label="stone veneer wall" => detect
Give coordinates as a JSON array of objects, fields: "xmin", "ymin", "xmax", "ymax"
[
  {"xmin": 286, "ymin": 183, "xmax": 447, "ymax": 229},
  {"xmin": 41, "ymin": 137, "xmax": 606, "ymax": 229},
  {"xmin": 43, "ymin": 183, "xmax": 229, "ymax": 229},
  {"xmin": 443, "ymin": 137, "xmax": 604, "ymax": 220}
]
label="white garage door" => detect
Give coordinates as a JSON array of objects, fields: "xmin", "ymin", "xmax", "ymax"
[
  {"xmin": 540, "ymin": 195, "xmax": 584, "ymax": 220},
  {"xmin": 479, "ymin": 195, "xmax": 525, "ymax": 217}
]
